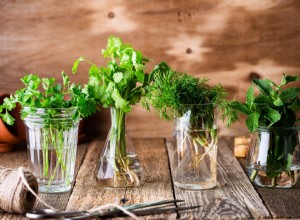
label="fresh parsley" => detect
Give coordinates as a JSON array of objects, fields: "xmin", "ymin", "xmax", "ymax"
[
  {"xmin": 0, "ymin": 71, "xmax": 98, "ymax": 125},
  {"xmin": 72, "ymin": 36, "xmax": 149, "ymax": 112}
]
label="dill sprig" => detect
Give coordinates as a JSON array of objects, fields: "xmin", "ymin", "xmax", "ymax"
[{"xmin": 142, "ymin": 62, "xmax": 238, "ymax": 128}]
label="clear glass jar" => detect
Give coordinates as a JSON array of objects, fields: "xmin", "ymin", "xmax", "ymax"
[
  {"xmin": 97, "ymin": 107, "xmax": 143, "ymax": 187},
  {"xmin": 23, "ymin": 107, "xmax": 80, "ymax": 193},
  {"xmin": 247, "ymin": 126, "xmax": 300, "ymax": 188},
  {"xmin": 172, "ymin": 104, "xmax": 218, "ymax": 190}
]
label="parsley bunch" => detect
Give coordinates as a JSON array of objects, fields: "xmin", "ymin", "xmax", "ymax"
[
  {"xmin": 142, "ymin": 62, "xmax": 238, "ymax": 128},
  {"xmin": 72, "ymin": 36, "xmax": 149, "ymax": 112},
  {"xmin": 0, "ymin": 72, "xmax": 98, "ymax": 125}
]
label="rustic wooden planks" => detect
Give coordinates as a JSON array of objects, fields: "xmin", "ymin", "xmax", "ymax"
[
  {"xmin": 66, "ymin": 138, "xmax": 176, "ymax": 218},
  {"xmin": 0, "ymin": 143, "xmax": 88, "ymax": 219},
  {"xmin": 224, "ymin": 136, "xmax": 300, "ymax": 219},
  {"xmin": 166, "ymin": 138, "xmax": 271, "ymax": 219}
]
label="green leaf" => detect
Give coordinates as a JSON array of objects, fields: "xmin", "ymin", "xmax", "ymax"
[
  {"xmin": 279, "ymin": 88, "xmax": 300, "ymax": 102},
  {"xmin": 3, "ymin": 97, "xmax": 16, "ymax": 111},
  {"xmin": 62, "ymin": 71, "xmax": 69, "ymax": 87},
  {"xmin": 113, "ymin": 72, "xmax": 123, "ymax": 83},
  {"xmin": 253, "ymin": 79, "xmax": 273, "ymax": 95},
  {"xmin": 281, "ymin": 74, "xmax": 298, "ymax": 86},
  {"xmin": 246, "ymin": 86, "xmax": 255, "ymax": 106},
  {"xmin": 230, "ymin": 101, "xmax": 252, "ymax": 115},
  {"xmin": 135, "ymin": 70, "xmax": 144, "ymax": 83},
  {"xmin": 262, "ymin": 106, "xmax": 281, "ymax": 125},
  {"xmin": 254, "ymin": 94, "xmax": 272, "ymax": 105},
  {"xmin": 72, "ymin": 56, "xmax": 84, "ymax": 74},
  {"xmin": 53, "ymin": 84, "xmax": 62, "ymax": 93},
  {"xmin": 88, "ymin": 65, "xmax": 101, "ymax": 86},
  {"xmin": 111, "ymin": 88, "xmax": 131, "ymax": 112},
  {"xmin": 246, "ymin": 112, "xmax": 260, "ymax": 132},
  {"xmin": 102, "ymin": 36, "xmax": 123, "ymax": 59},
  {"xmin": 273, "ymin": 97, "xmax": 283, "ymax": 106},
  {"xmin": 2, "ymin": 111, "xmax": 15, "ymax": 125}
]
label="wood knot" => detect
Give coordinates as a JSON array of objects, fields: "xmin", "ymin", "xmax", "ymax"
[
  {"xmin": 249, "ymin": 72, "xmax": 261, "ymax": 81},
  {"xmin": 186, "ymin": 48, "xmax": 192, "ymax": 54},
  {"xmin": 108, "ymin": 11, "xmax": 115, "ymax": 19}
]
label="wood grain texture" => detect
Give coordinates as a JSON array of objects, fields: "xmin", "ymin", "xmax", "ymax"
[
  {"xmin": 1, "ymin": 0, "xmax": 300, "ymax": 137},
  {"xmin": 66, "ymin": 138, "xmax": 176, "ymax": 218},
  {"xmin": 0, "ymin": 143, "xmax": 88, "ymax": 219},
  {"xmin": 225, "ymin": 136, "xmax": 300, "ymax": 219},
  {"xmin": 166, "ymin": 138, "xmax": 271, "ymax": 219}
]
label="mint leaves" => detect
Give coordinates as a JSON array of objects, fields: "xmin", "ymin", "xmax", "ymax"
[
  {"xmin": 73, "ymin": 36, "xmax": 148, "ymax": 113},
  {"xmin": 0, "ymin": 72, "xmax": 98, "ymax": 125},
  {"xmin": 232, "ymin": 74, "xmax": 300, "ymax": 182},
  {"xmin": 231, "ymin": 74, "xmax": 300, "ymax": 132}
]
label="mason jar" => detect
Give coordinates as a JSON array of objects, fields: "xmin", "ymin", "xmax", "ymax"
[{"xmin": 23, "ymin": 107, "xmax": 80, "ymax": 193}]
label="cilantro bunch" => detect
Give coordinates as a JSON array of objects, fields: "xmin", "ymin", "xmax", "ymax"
[
  {"xmin": 142, "ymin": 62, "xmax": 238, "ymax": 128},
  {"xmin": 72, "ymin": 36, "xmax": 149, "ymax": 112},
  {"xmin": 0, "ymin": 72, "xmax": 98, "ymax": 125},
  {"xmin": 231, "ymin": 74, "xmax": 300, "ymax": 131}
]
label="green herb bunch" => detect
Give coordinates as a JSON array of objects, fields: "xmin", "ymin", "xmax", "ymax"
[
  {"xmin": 230, "ymin": 74, "xmax": 300, "ymax": 131},
  {"xmin": 72, "ymin": 36, "xmax": 149, "ymax": 187},
  {"xmin": 0, "ymin": 72, "xmax": 99, "ymax": 190},
  {"xmin": 231, "ymin": 74, "xmax": 300, "ymax": 186},
  {"xmin": 72, "ymin": 36, "xmax": 149, "ymax": 112},
  {"xmin": 0, "ymin": 72, "xmax": 98, "ymax": 125},
  {"xmin": 142, "ymin": 62, "xmax": 238, "ymax": 128},
  {"xmin": 143, "ymin": 62, "xmax": 237, "ymax": 178}
]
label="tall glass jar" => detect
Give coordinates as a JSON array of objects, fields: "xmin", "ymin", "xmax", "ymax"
[
  {"xmin": 172, "ymin": 104, "xmax": 218, "ymax": 190},
  {"xmin": 23, "ymin": 107, "xmax": 80, "ymax": 193},
  {"xmin": 247, "ymin": 126, "xmax": 300, "ymax": 188},
  {"xmin": 97, "ymin": 107, "xmax": 143, "ymax": 187}
]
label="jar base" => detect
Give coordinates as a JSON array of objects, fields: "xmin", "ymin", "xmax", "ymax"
[
  {"xmin": 97, "ymin": 155, "xmax": 143, "ymax": 188},
  {"xmin": 38, "ymin": 181, "xmax": 72, "ymax": 193},
  {"xmin": 174, "ymin": 181, "xmax": 217, "ymax": 190},
  {"xmin": 248, "ymin": 167, "xmax": 300, "ymax": 188}
]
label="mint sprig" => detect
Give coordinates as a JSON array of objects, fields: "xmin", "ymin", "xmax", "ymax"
[
  {"xmin": 231, "ymin": 74, "xmax": 300, "ymax": 132},
  {"xmin": 232, "ymin": 74, "xmax": 300, "ymax": 183}
]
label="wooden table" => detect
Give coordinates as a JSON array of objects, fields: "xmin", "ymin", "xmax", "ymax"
[{"xmin": 1, "ymin": 137, "xmax": 300, "ymax": 219}]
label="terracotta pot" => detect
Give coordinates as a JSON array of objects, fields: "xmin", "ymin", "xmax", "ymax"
[{"xmin": 0, "ymin": 94, "xmax": 26, "ymax": 152}]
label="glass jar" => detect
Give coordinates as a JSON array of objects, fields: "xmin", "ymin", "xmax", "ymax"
[
  {"xmin": 172, "ymin": 104, "xmax": 218, "ymax": 190},
  {"xmin": 23, "ymin": 107, "xmax": 80, "ymax": 193},
  {"xmin": 247, "ymin": 126, "xmax": 300, "ymax": 188},
  {"xmin": 97, "ymin": 107, "xmax": 143, "ymax": 187}
]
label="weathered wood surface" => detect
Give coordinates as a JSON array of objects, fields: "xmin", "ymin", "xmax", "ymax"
[
  {"xmin": 1, "ymin": 0, "xmax": 300, "ymax": 138},
  {"xmin": 66, "ymin": 138, "xmax": 176, "ymax": 219},
  {"xmin": 0, "ymin": 143, "xmax": 88, "ymax": 220},
  {"xmin": 166, "ymin": 138, "xmax": 271, "ymax": 219},
  {"xmin": 224, "ymin": 136, "xmax": 300, "ymax": 219},
  {"xmin": 3, "ymin": 137, "xmax": 300, "ymax": 219}
]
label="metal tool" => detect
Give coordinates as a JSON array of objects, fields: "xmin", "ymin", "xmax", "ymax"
[{"xmin": 26, "ymin": 199, "xmax": 200, "ymax": 219}]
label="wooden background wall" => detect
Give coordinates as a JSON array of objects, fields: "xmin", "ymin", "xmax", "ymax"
[{"xmin": 1, "ymin": 0, "xmax": 300, "ymax": 138}]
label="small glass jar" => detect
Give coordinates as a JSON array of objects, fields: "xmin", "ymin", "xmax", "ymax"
[
  {"xmin": 247, "ymin": 126, "xmax": 300, "ymax": 188},
  {"xmin": 172, "ymin": 104, "xmax": 218, "ymax": 190},
  {"xmin": 23, "ymin": 107, "xmax": 80, "ymax": 193}
]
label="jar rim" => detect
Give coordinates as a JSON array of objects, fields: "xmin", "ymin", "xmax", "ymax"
[{"xmin": 22, "ymin": 106, "xmax": 78, "ymax": 111}]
